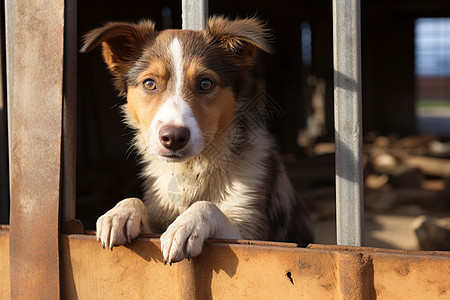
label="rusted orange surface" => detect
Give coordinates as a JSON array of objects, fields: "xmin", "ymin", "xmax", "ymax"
[
  {"xmin": 60, "ymin": 234, "xmax": 179, "ymax": 299},
  {"xmin": 60, "ymin": 234, "xmax": 450, "ymax": 300},
  {"xmin": 0, "ymin": 230, "xmax": 10, "ymax": 300},
  {"xmin": 1, "ymin": 229, "xmax": 449, "ymax": 299},
  {"xmin": 8, "ymin": 0, "xmax": 65, "ymax": 299}
]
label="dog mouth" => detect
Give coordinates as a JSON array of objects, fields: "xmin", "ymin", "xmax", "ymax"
[{"xmin": 158, "ymin": 152, "xmax": 189, "ymax": 162}]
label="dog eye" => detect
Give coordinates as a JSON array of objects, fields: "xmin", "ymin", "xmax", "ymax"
[
  {"xmin": 143, "ymin": 79, "xmax": 157, "ymax": 91},
  {"xmin": 199, "ymin": 79, "xmax": 214, "ymax": 91}
]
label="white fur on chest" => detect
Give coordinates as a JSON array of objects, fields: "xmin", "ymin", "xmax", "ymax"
[{"xmin": 141, "ymin": 129, "xmax": 273, "ymax": 238}]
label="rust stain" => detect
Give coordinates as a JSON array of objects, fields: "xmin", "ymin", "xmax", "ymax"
[{"xmin": 394, "ymin": 263, "xmax": 410, "ymax": 277}]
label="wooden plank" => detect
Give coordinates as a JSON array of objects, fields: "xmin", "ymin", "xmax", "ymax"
[
  {"xmin": 9, "ymin": 0, "xmax": 64, "ymax": 299},
  {"xmin": 403, "ymin": 154, "xmax": 450, "ymax": 177}
]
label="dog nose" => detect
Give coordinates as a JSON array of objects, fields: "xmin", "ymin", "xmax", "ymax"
[{"xmin": 159, "ymin": 126, "xmax": 191, "ymax": 151}]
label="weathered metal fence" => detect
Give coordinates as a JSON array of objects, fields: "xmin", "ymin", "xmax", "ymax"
[{"xmin": 1, "ymin": 0, "xmax": 449, "ymax": 299}]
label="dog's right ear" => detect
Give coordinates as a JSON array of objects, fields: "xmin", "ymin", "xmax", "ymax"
[
  {"xmin": 80, "ymin": 20, "xmax": 156, "ymax": 95},
  {"xmin": 206, "ymin": 16, "xmax": 272, "ymax": 68}
]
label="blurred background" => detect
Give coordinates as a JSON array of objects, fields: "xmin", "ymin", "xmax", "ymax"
[{"xmin": 1, "ymin": 0, "xmax": 450, "ymax": 251}]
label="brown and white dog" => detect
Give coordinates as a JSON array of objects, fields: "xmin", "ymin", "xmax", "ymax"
[{"xmin": 81, "ymin": 16, "xmax": 313, "ymax": 265}]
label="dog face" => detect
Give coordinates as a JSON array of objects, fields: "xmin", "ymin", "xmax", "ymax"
[{"xmin": 81, "ymin": 17, "xmax": 271, "ymax": 162}]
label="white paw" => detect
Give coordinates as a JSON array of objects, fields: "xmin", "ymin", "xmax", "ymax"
[
  {"xmin": 160, "ymin": 202, "xmax": 213, "ymax": 265},
  {"xmin": 96, "ymin": 198, "xmax": 149, "ymax": 250}
]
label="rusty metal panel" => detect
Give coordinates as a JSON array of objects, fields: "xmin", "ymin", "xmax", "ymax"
[
  {"xmin": 188, "ymin": 243, "xmax": 338, "ymax": 299},
  {"xmin": 60, "ymin": 235, "xmax": 180, "ymax": 299},
  {"xmin": 9, "ymin": 0, "xmax": 65, "ymax": 299},
  {"xmin": 0, "ymin": 228, "xmax": 10, "ymax": 300},
  {"xmin": 372, "ymin": 253, "xmax": 450, "ymax": 299},
  {"xmin": 3, "ymin": 229, "xmax": 450, "ymax": 299},
  {"xmin": 310, "ymin": 244, "xmax": 450, "ymax": 299},
  {"xmin": 60, "ymin": 235, "xmax": 450, "ymax": 299}
]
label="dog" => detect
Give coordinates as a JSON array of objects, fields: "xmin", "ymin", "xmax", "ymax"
[{"xmin": 81, "ymin": 16, "xmax": 314, "ymax": 265}]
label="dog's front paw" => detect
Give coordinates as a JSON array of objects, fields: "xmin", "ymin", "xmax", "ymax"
[
  {"xmin": 160, "ymin": 202, "xmax": 214, "ymax": 265},
  {"xmin": 96, "ymin": 198, "xmax": 149, "ymax": 250}
]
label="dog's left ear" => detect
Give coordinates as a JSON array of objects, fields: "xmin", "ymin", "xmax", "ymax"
[
  {"xmin": 206, "ymin": 16, "xmax": 272, "ymax": 66},
  {"xmin": 80, "ymin": 20, "xmax": 156, "ymax": 96}
]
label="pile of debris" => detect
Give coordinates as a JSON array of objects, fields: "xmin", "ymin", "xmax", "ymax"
[
  {"xmin": 364, "ymin": 133, "xmax": 450, "ymax": 250},
  {"xmin": 364, "ymin": 134, "xmax": 449, "ymax": 212},
  {"xmin": 291, "ymin": 133, "xmax": 450, "ymax": 250}
]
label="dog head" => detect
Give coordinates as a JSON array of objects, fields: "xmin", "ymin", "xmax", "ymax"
[{"xmin": 81, "ymin": 16, "xmax": 271, "ymax": 162}]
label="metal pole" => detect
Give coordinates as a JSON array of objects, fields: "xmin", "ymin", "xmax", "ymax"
[
  {"xmin": 332, "ymin": 0, "xmax": 364, "ymax": 246},
  {"xmin": 9, "ymin": 0, "xmax": 64, "ymax": 297},
  {"xmin": 182, "ymin": 0, "xmax": 208, "ymax": 30},
  {"xmin": 0, "ymin": 4, "xmax": 10, "ymax": 224},
  {"xmin": 5, "ymin": 0, "xmax": 15, "ymax": 217},
  {"xmin": 62, "ymin": 0, "xmax": 77, "ymax": 222}
]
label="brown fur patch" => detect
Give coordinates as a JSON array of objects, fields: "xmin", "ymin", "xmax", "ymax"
[
  {"xmin": 126, "ymin": 59, "xmax": 170, "ymax": 130},
  {"xmin": 192, "ymin": 87, "xmax": 236, "ymax": 140},
  {"xmin": 183, "ymin": 60, "xmax": 237, "ymax": 140},
  {"xmin": 126, "ymin": 87, "xmax": 158, "ymax": 131}
]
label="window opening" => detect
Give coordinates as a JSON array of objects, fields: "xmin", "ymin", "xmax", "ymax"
[{"xmin": 415, "ymin": 18, "xmax": 450, "ymax": 136}]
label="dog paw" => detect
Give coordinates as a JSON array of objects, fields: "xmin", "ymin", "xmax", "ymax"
[
  {"xmin": 96, "ymin": 198, "xmax": 148, "ymax": 250},
  {"xmin": 160, "ymin": 202, "xmax": 213, "ymax": 265}
]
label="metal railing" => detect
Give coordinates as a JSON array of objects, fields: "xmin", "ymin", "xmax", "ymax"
[
  {"xmin": 332, "ymin": 0, "xmax": 364, "ymax": 246},
  {"xmin": 182, "ymin": 0, "xmax": 208, "ymax": 30}
]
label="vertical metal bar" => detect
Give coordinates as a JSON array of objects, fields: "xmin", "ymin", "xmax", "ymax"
[
  {"xmin": 0, "ymin": 3, "xmax": 9, "ymax": 224},
  {"xmin": 9, "ymin": 0, "xmax": 64, "ymax": 298},
  {"xmin": 179, "ymin": 4, "xmax": 208, "ymax": 298},
  {"xmin": 332, "ymin": 0, "xmax": 364, "ymax": 246},
  {"xmin": 182, "ymin": 0, "xmax": 208, "ymax": 30},
  {"xmin": 5, "ymin": 0, "xmax": 15, "ymax": 220},
  {"xmin": 62, "ymin": 0, "xmax": 77, "ymax": 222}
]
